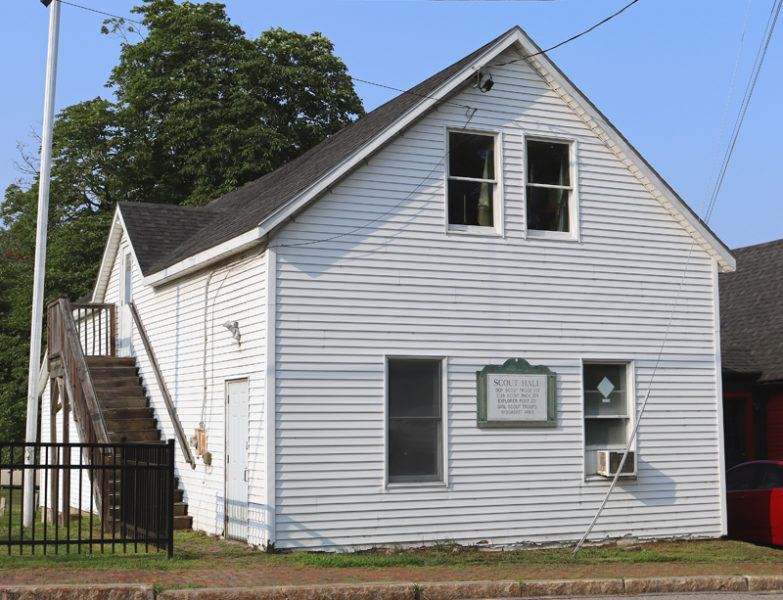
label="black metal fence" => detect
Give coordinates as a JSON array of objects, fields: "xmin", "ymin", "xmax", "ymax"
[{"xmin": 0, "ymin": 440, "xmax": 174, "ymax": 557}]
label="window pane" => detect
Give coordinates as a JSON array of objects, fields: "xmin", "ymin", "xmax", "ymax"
[
  {"xmin": 527, "ymin": 140, "xmax": 570, "ymax": 186},
  {"xmin": 449, "ymin": 132, "xmax": 494, "ymax": 180},
  {"xmin": 584, "ymin": 364, "xmax": 627, "ymax": 416},
  {"xmin": 389, "ymin": 359, "xmax": 440, "ymax": 418},
  {"xmin": 585, "ymin": 418, "xmax": 627, "ymax": 447},
  {"xmin": 389, "ymin": 418, "xmax": 441, "ymax": 480},
  {"xmin": 527, "ymin": 186, "xmax": 569, "ymax": 232},
  {"xmin": 448, "ymin": 180, "xmax": 494, "ymax": 227}
]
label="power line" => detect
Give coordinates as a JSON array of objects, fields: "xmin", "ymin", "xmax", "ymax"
[
  {"xmin": 355, "ymin": 0, "xmax": 642, "ymax": 105},
  {"xmin": 697, "ymin": 0, "xmax": 753, "ymax": 219},
  {"xmin": 54, "ymin": 0, "xmax": 144, "ymax": 26},
  {"xmin": 497, "ymin": 0, "xmax": 641, "ymax": 66},
  {"xmin": 704, "ymin": 0, "xmax": 782, "ymax": 224}
]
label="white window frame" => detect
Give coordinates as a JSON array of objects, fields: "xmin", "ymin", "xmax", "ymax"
[
  {"xmin": 524, "ymin": 134, "xmax": 579, "ymax": 241},
  {"xmin": 445, "ymin": 128, "xmax": 503, "ymax": 237},
  {"xmin": 582, "ymin": 360, "xmax": 636, "ymax": 480},
  {"xmin": 384, "ymin": 355, "xmax": 448, "ymax": 489}
]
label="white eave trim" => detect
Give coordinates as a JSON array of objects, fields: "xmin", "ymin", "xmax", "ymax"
[
  {"xmin": 139, "ymin": 26, "xmax": 734, "ymax": 279},
  {"xmin": 144, "ymin": 226, "xmax": 265, "ymax": 287},
  {"xmin": 512, "ymin": 30, "xmax": 736, "ymax": 273},
  {"xmin": 91, "ymin": 207, "xmax": 129, "ymax": 303}
]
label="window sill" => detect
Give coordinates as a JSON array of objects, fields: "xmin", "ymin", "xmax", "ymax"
[
  {"xmin": 385, "ymin": 481, "xmax": 449, "ymax": 491},
  {"xmin": 447, "ymin": 225, "xmax": 502, "ymax": 238},
  {"xmin": 527, "ymin": 229, "xmax": 577, "ymax": 241},
  {"xmin": 584, "ymin": 474, "xmax": 637, "ymax": 483}
]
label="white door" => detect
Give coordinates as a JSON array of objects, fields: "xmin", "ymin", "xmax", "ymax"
[
  {"xmin": 118, "ymin": 251, "xmax": 133, "ymax": 356},
  {"xmin": 225, "ymin": 379, "xmax": 249, "ymax": 541}
]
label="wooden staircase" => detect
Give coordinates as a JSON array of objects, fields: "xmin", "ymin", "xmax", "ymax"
[{"xmin": 87, "ymin": 356, "xmax": 193, "ymax": 530}]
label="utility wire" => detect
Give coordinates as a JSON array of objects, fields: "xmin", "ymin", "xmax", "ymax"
[
  {"xmin": 697, "ymin": 0, "xmax": 753, "ymax": 218},
  {"xmin": 355, "ymin": 0, "xmax": 642, "ymax": 105},
  {"xmin": 273, "ymin": 110, "xmax": 478, "ymax": 249},
  {"xmin": 496, "ymin": 0, "xmax": 641, "ymax": 66},
  {"xmin": 575, "ymin": 0, "xmax": 781, "ymax": 555},
  {"xmin": 704, "ymin": 0, "xmax": 782, "ymax": 223},
  {"xmin": 55, "ymin": 0, "xmax": 145, "ymax": 25}
]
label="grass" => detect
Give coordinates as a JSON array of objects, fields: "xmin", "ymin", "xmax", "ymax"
[
  {"xmin": 2, "ymin": 485, "xmax": 782, "ymax": 575},
  {"xmin": 0, "ymin": 528, "xmax": 781, "ymax": 571}
]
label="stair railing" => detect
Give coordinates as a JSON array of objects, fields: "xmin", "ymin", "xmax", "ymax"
[
  {"xmin": 47, "ymin": 297, "xmax": 112, "ymax": 445},
  {"xmin": 128, "ymin": 302, "xmax": 197, "ymax": 469},
  {"xmin": 46, "ymin": 296, "xmax": 114, "ymax": 520}
]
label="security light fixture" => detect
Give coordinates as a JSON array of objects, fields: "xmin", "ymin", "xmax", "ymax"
[
  {"xmin": 476, "ymin": 70, "xmax": 494, "ymax": 93},
  {"xmin": 223, "ymin": 320, "xmax": 241, "ymax": 344}
]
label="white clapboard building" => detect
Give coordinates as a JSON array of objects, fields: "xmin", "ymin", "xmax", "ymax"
[{"xmin": 41, "ymin": 26, "xmax": 736, "ymax": 550}]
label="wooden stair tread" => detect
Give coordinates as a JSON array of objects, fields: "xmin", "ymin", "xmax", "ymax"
[{"xmin": 81, "ymin": 355, "xmax": 193, "ymax": 531}]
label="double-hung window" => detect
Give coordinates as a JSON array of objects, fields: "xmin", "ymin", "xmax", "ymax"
[
  {"xmin": 447, "ymin": 131, "xmax": 497, "ymax": 229},
  {"xmin": 387, "ymin": 358, "xmax": 442, "ymax": 483},
  {"xmin": 526, "ymin": 139, "xmax": 573, "ymax": 233}
]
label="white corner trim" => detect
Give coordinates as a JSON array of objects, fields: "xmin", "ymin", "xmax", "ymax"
[
  {"xmin": 144, "ymin": 227, "xmax": 265, "ymax": 287},
  {"xmin": 264, "ymin": 246, "xmax": 277, "ymax": 548},
  {"xmin": 713, "ymin": 259, "xmax": 728, "ymax": 535}
]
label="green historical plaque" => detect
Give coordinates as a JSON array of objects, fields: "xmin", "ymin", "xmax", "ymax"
[{"xmin": 477, "ymin": 358, "xmax": 557, "ymax": 428}]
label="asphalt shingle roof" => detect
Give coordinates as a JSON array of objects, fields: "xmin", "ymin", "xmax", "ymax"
[
  {"xmin": 118, "ymin": 28, "xmax": 511, "ymax": 275},
  {"xmin": 120, "ymin": 202, "xmax": 220, "ymax": 275},
  {"xmin": 720, "ymin": 238, "xmax": 783, "ymax": 382}
]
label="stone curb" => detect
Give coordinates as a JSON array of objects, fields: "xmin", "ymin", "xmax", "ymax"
[
  {"xmin": 158, "ymin": 583, "xmax": 417, "ymax": 600},
  {"xmin": 623, "ymin": 576, "xmax": 748, "ymax": 594},
  {"xmin": 0, "ymin": 584, "xmax": 153, "ymax": 600},
  {"xmin": 153, "ymin": 575, "xmax": 783, "ymax": 600},
  {"xmin": 9, "ymin": 575, "xmax": 783, "ymax": 600}
]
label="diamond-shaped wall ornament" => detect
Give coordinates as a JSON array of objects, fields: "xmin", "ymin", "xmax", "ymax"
[{"xmin": 597, "ymin": 376, "xmax": 615, "ymax": 403}]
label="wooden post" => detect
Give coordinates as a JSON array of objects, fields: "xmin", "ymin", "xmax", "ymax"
[
  {"xmin": 48, "ymin": 380, "xmax": 60, "ymax": 525},
  {"xmin": 61, "ymin": 388, "xmax": 70, "ymax": 526},
  {"xmin": 109, "ymin": 304, "xmax": 116, "ymax": 357}
]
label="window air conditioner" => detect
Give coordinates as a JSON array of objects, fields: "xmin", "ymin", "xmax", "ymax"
[{"xmin": 596, "ymin": 450, "xmax": 636, "ymax": 477}]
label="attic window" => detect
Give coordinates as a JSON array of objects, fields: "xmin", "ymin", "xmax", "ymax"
[
  {"xmin": 526, "ymin": 139, "xmax": 573, "ymax": 233},
  {"xmin": 447, "ymin": 131, "xmax": 497, "ymax": 229}
]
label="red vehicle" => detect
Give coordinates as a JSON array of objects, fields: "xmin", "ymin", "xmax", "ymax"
[{"xmin": 726, "ymin": 460, "xmax": 783, "ymax": 546}]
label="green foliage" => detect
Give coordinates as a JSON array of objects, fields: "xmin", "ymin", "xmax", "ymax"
[
  {"xmin": 0, "ymin": 0, "xmax": 364, "ymax": 442},
  {"xmin": 109, "ymin": 0, "xmax": 363, "ymax": 206}
]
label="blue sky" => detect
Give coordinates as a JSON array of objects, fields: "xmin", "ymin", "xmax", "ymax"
[{"xmin": 2, "ymin": 0, "xmax": 781, "ymax": 249}]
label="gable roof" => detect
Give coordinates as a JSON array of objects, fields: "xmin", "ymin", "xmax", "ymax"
[
  {"xmin": 113, "ymin": 29, "xmax": 508, "ymax": 279},
  {"xmin": 102, "ymin": 25, "xmax": 734, "ymax": 290},
  {"xmin": 720, "ymin": 238, "xmax": 783, "ymax": 383}
]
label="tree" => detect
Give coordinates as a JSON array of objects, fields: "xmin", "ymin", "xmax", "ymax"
[
  {"xmin": 109, "ymin": 0, "xmax": 364, "ymax": 206},
  {"xmin": 0, "ymin": 0, "xmax": 365, "ymax": 441}
]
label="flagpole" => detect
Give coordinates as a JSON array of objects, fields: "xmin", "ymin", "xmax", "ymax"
[{"xmin": 23, "ymin": 0, "xmax": 61, "ymax": 528}]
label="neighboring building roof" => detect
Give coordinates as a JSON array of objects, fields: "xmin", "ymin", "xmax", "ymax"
[
  {"xmin": 101, "ymin": 25, "xmax": 735, "ymax": 290},
  {"xmin": 720, "ymin": 238, "xmax": 783, "ymax": 383}
]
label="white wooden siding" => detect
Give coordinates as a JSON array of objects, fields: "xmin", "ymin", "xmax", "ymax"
[
  {"xmin": 97, "ymin": 238, "xmax": 269, "ymax": 545},
  {"xmin": 271, "ymin": 49, "xmax": 723, "ymax": 549}
]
